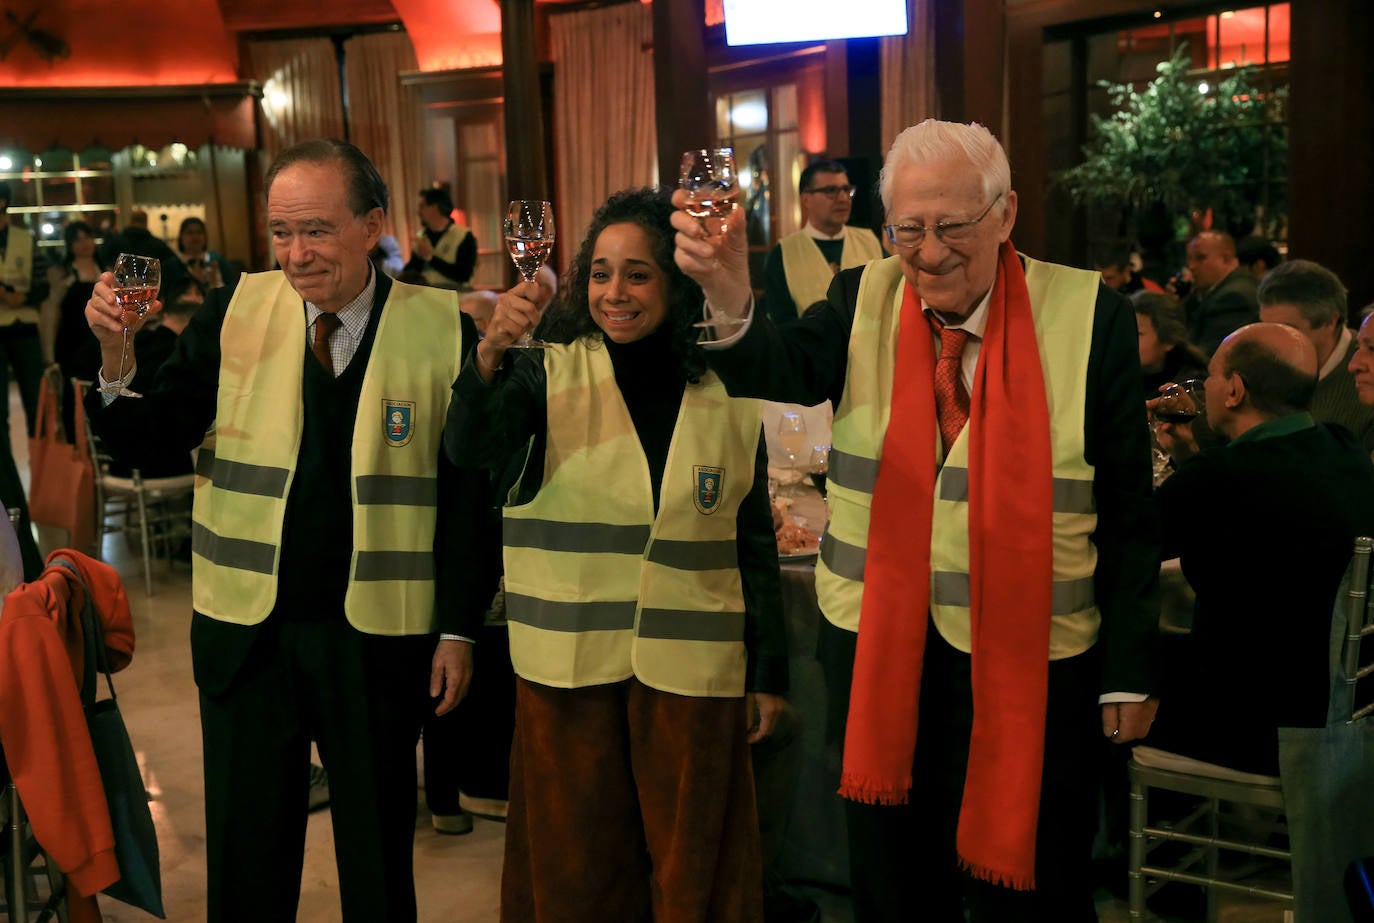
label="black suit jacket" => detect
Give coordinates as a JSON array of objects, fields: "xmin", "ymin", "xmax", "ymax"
[
  {"xmin": 1154, "ymin": 420, "xmax": 1374, "ymax": 773},
  {"xmin": 86, "ymin": 273, "xmax": 489, "ymax": 694},
  {"xmin": 1184, "ymin": 267, "xmax": 1259, "ymax": 356},
  {"xmin": 704, "ymin": 260, "xmax": 1162, "ymax": 696}
]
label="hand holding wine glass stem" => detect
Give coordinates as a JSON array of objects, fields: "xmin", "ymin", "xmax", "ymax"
[{"xmin": 669, "ymin": 190, "xmax": 751, "ymax": 320}]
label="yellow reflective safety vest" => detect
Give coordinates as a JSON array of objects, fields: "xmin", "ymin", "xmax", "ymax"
[
  {"xmin": 0, "ymin": 225, "xmax": 38, "ymax": 326},
  {"xmin": 191, "ymin": 271, "xmax": 465, "ymax": 634},
  {"xmin": 418, "ymin": 222, "xmax": 473, "ymax": 290},
  {"xmin": 815, "ymin": 254, "xmax": 1103, "ymax": 659},
  {"xmin": 779, "ymin": 226, "xmax": 882, "ymax": 317},
  {"xmin": 502, "ymin": 341, "xmax": 762, "ymax": 697}
]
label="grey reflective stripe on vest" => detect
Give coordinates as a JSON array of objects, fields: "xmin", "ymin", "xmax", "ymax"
[
  {"xmin": 938, "ymin": 467, "xmax": 1096, "ymax": 514},
  {"xmin": 828, "ymin": 449, "xmax": 879, "ymax": 494},
  {"xmin": 354, "ymin": 551, "xmax": 434, "ymax": 581},
  {"xmin": 932, "ymin": 570, "xmax": 1096, "ymax": 615},
  {"xmin": 820, "ymin": 529, "xmax": 867, "ymax": 581},
  {"xmin": 196, "ymin": 449, "xmax": 290, "ymax": 498},
  {"xmin": 192, "ymin": 521, "xmax": 276, "ymax": 575},
  {"xmin": 504, "ymin": 519, "xmax": 651, "ymax": 555},
  {"xmin": 638, "ymin": 608, "xmax": 745, "ymax": 642},
  {"xmin": 355, "ymin": 474, "xmax": 437, "ymax": 507},
  {"xmin": 505, "ymin": 593, "xmax": 638, "ymax": 632},
  {"xmin": 646, "ymin": 539, "xmax": 738, "ymax": 571}
]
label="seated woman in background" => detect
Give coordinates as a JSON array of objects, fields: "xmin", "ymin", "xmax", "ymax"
[
  {"xmin": 446, "ymin": 187, "xmax": 787, "ymax": 923},
  {"xmin": 1134, "ymin": 290, "xmax": 1208, "ymax": 398},
  {"xmin": 171, "ymin": 216, "xmax": 238, "ymax": 292}
]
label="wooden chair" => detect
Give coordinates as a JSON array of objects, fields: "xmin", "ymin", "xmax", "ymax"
[{"xmin": 1128, "ymin": 535, "xmax": 1374, "ymax": 921}]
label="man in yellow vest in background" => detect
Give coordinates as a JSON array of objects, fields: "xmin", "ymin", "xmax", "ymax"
[
  {"xmin": 674, "ymin": 119, "xmax": 1161, "ymax": 922},
  {"xmin": 0, "ymin": 181, "xmax": 47, "ymax": 445},
  {"xmin": 84, "ymin": 139, "xmax": 482, "ymax": 922},
  {"xmin": 761, "ymin": 160, "xmax": 882, "ymax": 325},
  {"xmin": 407, "ymin": 185, "xmax": 477, "ymax": 291}
]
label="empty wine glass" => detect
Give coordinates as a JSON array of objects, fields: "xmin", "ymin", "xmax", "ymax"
[
  {"xmin": 808, "ymin": 444, "xmax": 831, "ymax": 495},
  {"xmin": 99, "ymin": 253, "xmax": 161, "ymax": 398},
  {"xmin": 504, "ymin": 200, "xmax": 555, "ymax": 348},
  {"xmin": 777, "ymin": 412, "xmax": 808, "ymax": 494}
]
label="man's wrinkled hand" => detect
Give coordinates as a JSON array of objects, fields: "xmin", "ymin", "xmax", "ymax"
[
  {"xmin": 430, "ymin": 639, "xmax": 474, "ymax": 716},
  {"xmin": 1102, "ymin": 698, "xmax": 1159, "ymax": 744}
]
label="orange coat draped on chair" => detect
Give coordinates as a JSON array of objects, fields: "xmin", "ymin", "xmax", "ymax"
[{"xmin": 0, "ymin": 550, "xmax": 135, "ymax": 923}]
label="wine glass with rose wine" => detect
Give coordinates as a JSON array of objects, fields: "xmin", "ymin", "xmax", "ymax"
[
  {"xmin": 681, "ymin": 148, "xmax": 748, "ymax": 331},
  {"xmin": 504, "ymin": 200, "xmax": 555, "ymax": 348},
  {"xmin": 99, "ymin": 253, "xmax": 161, "ymax": 398}
]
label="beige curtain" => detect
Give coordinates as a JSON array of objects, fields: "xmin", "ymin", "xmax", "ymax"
[
  {"xmin": 551, "ymin": 3, "xmax": 658, "ymax": 252},
  {"xmin": 345, "ymin": 31, "xmax": 425, "ymax": 257},
  {"xmin": 242, "ymin": 38, "xmax": 345, "ymax": 164},
  {"xmin": 880, "ymin": 0, "xmax": 939, "ymax": 156}
]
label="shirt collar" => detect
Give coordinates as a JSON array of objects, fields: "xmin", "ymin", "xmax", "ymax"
[
  {"xmin": 802, "ymin": 222, "xmax": 847, "ymax": 242},
  {"xmin": 1229, "ymin": 411, "xmax": 1317, "ymax": 447},
  {"xmin": 305, "ymin": 264, "xmax": 375, "ymax": 340},
  {"xmin": 1320, "ymin": 326, "xmax": 1354, "ymax": 380},
  {"xmin": 922, "ymin": 284, "xmax": 994, "ymax": 339}
]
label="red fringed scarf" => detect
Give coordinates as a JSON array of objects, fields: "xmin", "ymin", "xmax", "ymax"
[{"xmin": 838, "ymin": 242, "xmax": 1055, "ymax": 890}]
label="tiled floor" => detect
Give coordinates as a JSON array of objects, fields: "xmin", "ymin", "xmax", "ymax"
[{"xmin": 8, "ymin": 385, "xmax": 1291, "ymax": 922}]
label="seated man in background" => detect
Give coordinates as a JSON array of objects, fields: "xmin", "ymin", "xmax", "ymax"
[
  {"xmin": 1095, "ymin": 241, "xmax": 1164, "ymax": 296},
  {"xmin": 1152, "ymin": 322, "xmax": 1374, "ymax": 775},
  {"xmin": 1258, "ymin": 258, "xmax": 1374, "ymax": 454},
  {"xmin": 1181, "ymin": 230, "xmax": 1259, "ymax": 356}
]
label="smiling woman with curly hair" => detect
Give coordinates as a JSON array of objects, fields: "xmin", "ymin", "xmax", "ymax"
[{"xmin": 445, "ymin": 186, "xmax": 786, "ymax": 923}]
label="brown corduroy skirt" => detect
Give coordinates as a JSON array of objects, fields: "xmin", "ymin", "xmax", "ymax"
[{"xmin": 501, "ymin": 677, "xmax": 764, "ymax": 923}]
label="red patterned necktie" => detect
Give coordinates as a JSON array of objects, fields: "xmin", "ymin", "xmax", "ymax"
[
  {"xmin": 932, "ymin": 321, "xmax": 972, "ymax": 455},
  {"xmin": 312, "ymin": 312, "xmax": 341, "ymax": 376}
]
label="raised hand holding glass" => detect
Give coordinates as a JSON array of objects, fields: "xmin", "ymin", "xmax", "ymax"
[
  {"xmin": 504, "ymin": 200, "xmax": 554, "ymax": 348},
  {"xmin": 99, "ymin": 253, "xmax": 161, "ymax": 398}
]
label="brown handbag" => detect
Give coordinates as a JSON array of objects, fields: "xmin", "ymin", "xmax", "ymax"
[{"xmin": 28, "ymin": 376, "xmax": 95, "ymax": 552}]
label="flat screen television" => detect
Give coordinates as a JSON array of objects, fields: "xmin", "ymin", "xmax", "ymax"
[{"xmin": 723, "ymin": 0, "xmax": 909, "ymax": 46}]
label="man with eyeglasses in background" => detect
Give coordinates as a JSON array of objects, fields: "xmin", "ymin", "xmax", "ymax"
[
  {"xmin": 761, "ymin": 160, "xmax": 883, "ymax": 326},
  {"xmin": 673, "ymin": 118, "xmax": 1160, "ymax": 922}
]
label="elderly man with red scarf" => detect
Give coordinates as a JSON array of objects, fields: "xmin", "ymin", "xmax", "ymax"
[{"xmin": 672, "ymin": 119, "xmax": 1161, "ymax": 921}]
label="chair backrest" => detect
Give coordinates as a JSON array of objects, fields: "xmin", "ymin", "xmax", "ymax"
[
  {"xmin": 70, "ymin": 378, "xmax": 123, "ymax": 481},
  {"xmin": 1342, "ymin": 536, "xmax": 1374, "ymax": 723}
]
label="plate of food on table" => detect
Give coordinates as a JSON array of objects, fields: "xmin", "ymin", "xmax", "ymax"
[{"xmin": 772, "ymin": 499, "xmax": 821, "ymax": 562}]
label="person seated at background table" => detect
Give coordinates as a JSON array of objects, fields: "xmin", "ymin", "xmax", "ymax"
[
  {"xmin": 1134, "ymin": 291, "xmax": 1208, "ymax": 401},
  {"xmin": 447, "ymin": 186, "xmax": 788, "ymax": 923},
  {"xmin": 1095, "ymin": 240, "xmax": 1164, "ymax": 296},
  {"xmin": 1181, "ymin": 230, "xmax": 1259, "ymax": 356},
  {"xmin": 1257, "ymin": 258, "xmax": 1374, "ymax": 454},
  {"xmin": 170, "ymin": 216, "xmax": 239, "ymax": 293},
  {"xmin": 1236, "ymin": 235, "xmax": 1281, "ymax": 282},
  {"xmin": 1151, "ymin": 322, "xmax": 1374, "ymax": 775},
  {"xmin": 97, "ymin": 208, "xmax": 176, "ymax": 266},
  {"xmin": 1350, "ymin": 311, "xmax": 1374, "ymax": 418},
  {"xmin": 672, "ymin": 118, "xmax": 1160, "ymax": 923}
]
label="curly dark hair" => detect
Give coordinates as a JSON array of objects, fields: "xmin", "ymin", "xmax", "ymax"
[{"xmin": 536, "ymin": 187, "xmax": 707, "ymax": 383}]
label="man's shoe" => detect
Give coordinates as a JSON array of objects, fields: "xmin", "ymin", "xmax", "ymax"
[
  {"xmin": 459, "ymin": 792, "xmax": 508, "ymax": 821},
  {"xmin": 307, "ymin": 763, "xmax": 330, "ymax": 813},
  {"xmin": 431, "ymin": 809, "xmax": 475, "ymax": 836}
]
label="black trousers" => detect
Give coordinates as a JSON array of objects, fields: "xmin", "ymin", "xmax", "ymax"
[
  {"xmin": 823, "ymin": 618, "xmax": 1102, "ymax": 923},
  {"xmin": 0, "ymin": 323, "xmax": 43, "ymax": 446},
  {"xmin": 422, "ymin": 622, "xmax": 515, "ymax": 814},
  {"xmin": 198, "ymin": 619, "xmax": 434, "ymax": 923}
]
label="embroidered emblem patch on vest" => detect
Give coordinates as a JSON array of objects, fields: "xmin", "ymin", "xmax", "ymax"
[
  {"xmin": 693, "ymin": 465, "xmax": 725, "ymax": 515},
  {"xmin": 384, "ymin": 400, "xmax": 415, "ymax": 447}
]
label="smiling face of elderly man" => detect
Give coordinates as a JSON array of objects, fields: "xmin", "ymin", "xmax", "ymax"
[{"xmin": 878, "ymin": 122, "xmax": 1018, "ymax": 323}]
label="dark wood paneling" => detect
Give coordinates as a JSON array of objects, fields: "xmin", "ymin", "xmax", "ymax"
[
  {"xmin": 652, "ymin": 0, "xmax": 713, "ymax": 185},
  {"xmin": 1289, "ymin": 2, "xmax": 1374, "ymax": 312},
  {"xmin": 501, "ymin": 0, "xmax": 548, "ymax": 200}
]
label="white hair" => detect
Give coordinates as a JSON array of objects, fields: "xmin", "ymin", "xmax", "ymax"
[{"xmin": 878, "ymin": 119, "xmax": 1011, "ymax": 215}]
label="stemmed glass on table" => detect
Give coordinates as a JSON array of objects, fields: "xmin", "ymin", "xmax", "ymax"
[
  {"xmin": 504, "ymin": 200, "xmax": 555, "ymax": 348},
  {"xmin": 1148, "ymin": 378, "xmax": 1205, "ymax": 485},
  {"xmin": 680, "ymin": 148, "xmax": 747, "ymax": 331},
  {"xmin": 777, "ymin": 412, "xmax": 808, "ymax": 495},
  {"xmin": 98, "ymin": 253, "xmax": 161, "ymax": 398}
]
